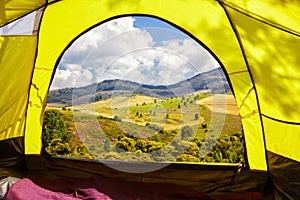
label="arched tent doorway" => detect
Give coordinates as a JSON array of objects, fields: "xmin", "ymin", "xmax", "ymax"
[{"xmin": 0, "ymin": 0, "xmax": 300, "ymax": 199}]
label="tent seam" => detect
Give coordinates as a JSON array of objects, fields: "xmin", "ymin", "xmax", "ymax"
[
  {"xmin": 221, "ymin": 0, "xmax": 300, "ymax": 37},
  {"xmin": 23, "ymin": 4, "xmax": 48, "ymax": 155},
  {"xmin": 218, "ymin": 0, "xmax": 269, "ymax": 172},
  {"xmin": 0, "ymin": 3, "xmax": 47, "ymax": 29},
  {"xmin": 261, "ymin": 114, "xmax": 300, "ymax": 125}
]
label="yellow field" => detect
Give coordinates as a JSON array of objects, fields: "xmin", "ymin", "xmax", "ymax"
[
  {"xmin": 46, "ymin": 103, "xmax": 65, "ymax": 110},
  {"xmin": 49, "ymin": 94, "xmax": 212, "ymax": 133},
  {"xmin": 196, "ymin": 94, "xmax": 239, "ymax": 115},
  {"xmin": 73, "ymin": 95, "xmax": 163, "ymax": 118}
]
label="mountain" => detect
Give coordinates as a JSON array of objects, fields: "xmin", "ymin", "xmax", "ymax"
[{"xmin": 47, "ymin": 67, "xmax": 230, "ymax": 105}]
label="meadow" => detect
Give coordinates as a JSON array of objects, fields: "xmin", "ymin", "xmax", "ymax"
[{"xmin": 43, "ymin": 93, "xmax": 245, "ymax": 164}]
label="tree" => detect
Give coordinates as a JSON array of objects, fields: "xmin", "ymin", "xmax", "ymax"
[
  {"xmin": 177, "ymin": 154, "xmax": 200, "ymax": 162},
  {"xmin": 135, "ymin": 139, "xmax": 147, "ymax": 152},
  {"xmin": 181, "ymin": 125, "xmax": 193, "ymax": 140},
  {"xmin": 42, "ymin": 110, "xmax": 92, "ymax": 158},
  {"xmin": 104, "ymin": 139, "xmax": 112, "ymax": 152},
  {"xmin": 194, "ymin": 113, "xmax": 199, "ymax": 120},
  {"xmin": 116, "ymin": 137, "xmax": 136, "ymax": 152},
  {"xmin": 114, "ymin": 115, "xmax": 121, "ymax": 122}
]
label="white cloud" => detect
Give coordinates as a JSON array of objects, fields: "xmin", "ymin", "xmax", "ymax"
[
  {"xmin": 50, "ymin": 17, "xmax": 219, "ymax": 90},
  {"xmin": 160, "ymin": 39, "xmax": 216, "ymax": 73},
  {"xmin": 104, "ymin": 48, "xmax": 189, "ymax": 85}
]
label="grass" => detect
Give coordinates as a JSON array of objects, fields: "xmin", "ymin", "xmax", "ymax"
[
  {"xmin": 47, "ymin": 93, "xmax": 242, "ymax": 139},
  {"xmin": 63, "ymin": 93, "xmax": 238, "ymax": 134},
  {"xmin": 44, "ymin": 92, "xmax": 244, "ymax": 163}
]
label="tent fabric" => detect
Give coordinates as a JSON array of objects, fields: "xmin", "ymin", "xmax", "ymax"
[
  {"xmin": 25, "ymin": 0, "xmax": 267, "ymax": 171},
  {"xmin": 0, "ymin": 0, "xmax": 300, "ymax": 199},
  {"xmin": 0, "ymin": 176, "xmax": 21, "ymax": 199},
  {"xmin": 4, "ymin": 177, "xmax": 219, "ymax": 200},
  {"xmin": 4, "ymin": 177, "xmax": 267, "ymax": 200},
  {"xmin": 0, "ymin": 36, "xmax": 37, "ymax": 140},
  {"xmin": 24, "ymin": 156, "xmax": 268, "ymax": 194},
  {"xmin": 268, "ymin": 151, "xmax": 300, "ymax": 199},
  {"xmin": 224, "ymin": 0, "xmax": 300, "ymax": 33},
  {"xmin": 0, "ymin": 0, "xmax": 45, "ymax": 27},
  {"xmin": 225, "ymin": 3, "xmax": 300, "ymax": 162}
]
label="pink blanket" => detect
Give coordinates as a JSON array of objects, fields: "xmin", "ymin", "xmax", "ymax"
[{"xmin": 4, "ymin": 177, "xmax": 220, "ymax": 200}]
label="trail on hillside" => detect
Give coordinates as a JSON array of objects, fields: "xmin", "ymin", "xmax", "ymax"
[{"xmin": 196, "ymin": 94, "xmax": 239, "ymax": 115}]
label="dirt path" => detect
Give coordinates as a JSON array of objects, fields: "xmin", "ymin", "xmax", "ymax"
[{"xmin": 196, "ymin": 94, "xmax": 239, "ymax": 115}]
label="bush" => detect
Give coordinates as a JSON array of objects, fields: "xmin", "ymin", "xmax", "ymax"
[
  {"xmin": 181, "ymin": 125, "xmax": 193, "ymax": 140},
  {"xmin": 113, "ymin": 115, "xmax": 122, "ymax": 122}
]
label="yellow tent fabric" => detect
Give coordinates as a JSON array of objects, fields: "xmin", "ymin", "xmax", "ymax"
[
  {"xmin": 25, "ymin": 0, "xmax": 268, "ymax": 170},
  {"xmin": 0, "ymin": 36, "xmax": 37, "ymax": 140},
  {"xmin": 224, "ymin": 1, "xmax": 300, "ymax": 163},
  {"xmin": 1, "ymin": 1, "xmax": 300, "ymax": 198},
  {"xmin": 0, "ymin": 0, "xmax": 45, "ymax": 26}
]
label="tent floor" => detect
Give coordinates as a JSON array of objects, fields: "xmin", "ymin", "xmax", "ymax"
[{"xmin": 4, "ymin": 176, "xmax": 266, "ymax": 200}]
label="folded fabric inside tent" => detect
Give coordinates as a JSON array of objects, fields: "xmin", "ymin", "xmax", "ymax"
[{"xmin": 4, "ymin": 177, "xmax": 265, "ymax": 200}]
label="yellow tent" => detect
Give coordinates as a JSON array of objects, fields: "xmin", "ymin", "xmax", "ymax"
[{"xmin": 0, "ymin": 0, "xmax": 299, "ymax": 199}]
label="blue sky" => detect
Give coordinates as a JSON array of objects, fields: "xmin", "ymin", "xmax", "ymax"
[
  {"xmin": 133, "ymin": 16, "xmax": 179, "ymax": 31},
  {"xmin": 133, "ymin": 16, "xmax": 187, "ymax": 44}
]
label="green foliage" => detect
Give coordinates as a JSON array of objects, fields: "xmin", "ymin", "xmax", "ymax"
[
  {"xmin": 104, "ymin": 139, "xmax": 112, "ymax": 152},
  {"xmin": 113, "ymin": 115, "xmax": 122, "ymax": 122},
  {"xmin": 145, "ymin": 123, "xmax": 159, "ymax": 131},
  {"xmin": 181, "ymin": 125, "xmax": 193, "ymax": 140},
  {"xmin": 43, "ymin": 93, "xmax": 245, "ymax": 164},
  {"xmin": 89, "ymin": 95, "xmax": 102, "ymax": 103},
  {"xmin": 177, "ymin": 154, "xmax": 200, "ymax": 162},
  {"xmin": 116, "ymin": 137, "xmax": 136, "ymax": 152},
  {"xmin": 199, "ymin": 133, "xmax": 245, "ymax": 163},
  {"xmin": 43, "ymin": 110, "xmax": 92, "ymax": 159},
  {"xmin": 150, "ymin": 133, "xmax": 161, "ymax": 142},
  {"xmin": 201, "ymin": 123, "xmax": 207, "ymax": 128}
]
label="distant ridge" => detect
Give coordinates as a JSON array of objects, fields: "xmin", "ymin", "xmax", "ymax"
[{"xmin": 47, "ymin": 67, "xmax": 230, "ymax": 105}]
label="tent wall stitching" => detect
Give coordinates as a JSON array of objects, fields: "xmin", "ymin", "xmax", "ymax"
[
  {"xmin": 23, "ymin": 5, "xmax": 46, "ymax": 154},
  {"xmin": 0, "ymin": 4, "xmax": 47, "ymax": 29},
  {"xmin": 219, "ymin": 0, "xmax": 269, "ymax": 173},
  {"xmin": 262, "ymin": 114, "xmax": 300, "ymax": 125},
  {"xmin": 221, "ymin": 1, "xmax": 300, "ymax": 37}
]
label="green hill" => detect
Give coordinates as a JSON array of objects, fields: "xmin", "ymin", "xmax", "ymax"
[{"xmin": 47, "ymin": 67, "xmax": 230, "ymax": 105}]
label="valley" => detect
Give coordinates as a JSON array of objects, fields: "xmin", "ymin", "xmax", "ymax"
[{"xmin": 43, "ymin": 68, "xmax": 245, "ymax": 164}]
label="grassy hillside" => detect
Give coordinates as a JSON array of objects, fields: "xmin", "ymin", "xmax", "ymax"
[
  {"xmin": 47, "ymin": 67, "xmax": 230, "ymax": 105},
  {"xmin": 43, "ymin": 92, "xmax": 244, "ymax": 164}
]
